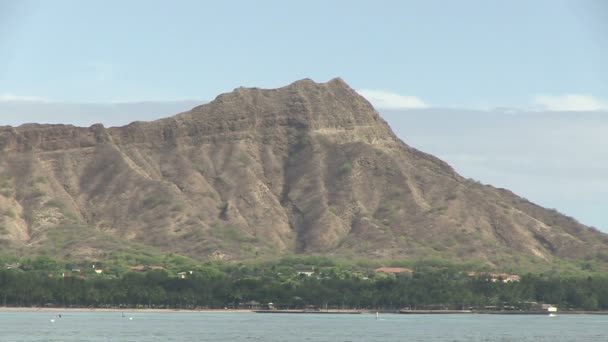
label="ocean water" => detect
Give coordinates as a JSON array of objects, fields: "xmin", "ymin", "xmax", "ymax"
[{"xmin": 0, "ymin": 311, "xmax": 606, "ymax": 342}]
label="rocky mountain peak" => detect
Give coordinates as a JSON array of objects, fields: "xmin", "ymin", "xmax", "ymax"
[
  {"xmin": 0, "ymin": 78, "xmax": 606, "ymax": 266},
  {"xmin": 188, "ymin": 77, "xmax": 379, "ymax": 126}
]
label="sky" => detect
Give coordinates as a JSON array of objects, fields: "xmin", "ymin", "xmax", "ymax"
[
  {"xmin": 0, "ymin": 0, "xmax": 606, "ymax": 230},
  {"xmin": 381, "ymin": 109, "xmax": 608, "ymax": 233}
]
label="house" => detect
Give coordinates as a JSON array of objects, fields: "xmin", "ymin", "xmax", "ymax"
[
  {"xmin": 238, "ymin": 300, "xmax": 261, "ymax": 310},
  {"xmin": 522, "ymin": 302, "xmax": 558, "ymax": 312},
  {"xmin": 5, "ymin": 263, "xmax": 20, "ymax": 270},
  {"xmin": 92, "ymin": 263, "xmax": 104, "ymax": 274},
  {"xmin": 467, "ymin": 271, "xmax": 520, "ymax": 283},
  {"xmin": 497, "ymin": 273, "xmax": 521, "ymax": 282},
  {"xmin": 177, "ymin": 271, "xmax": 193, "ymax": 279},
  {"xmin": 374, "ymin": 267, "xmax": 414, "ymax": 274},
  {"xmin": 540, "ymin": 303, "xmax": 558, "ymax": 312},
  {"xmin": 296, "ymin": 267, "xmax": 315, "ymax": 276}
]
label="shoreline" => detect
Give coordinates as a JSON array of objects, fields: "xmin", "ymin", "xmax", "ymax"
[{"xmin": 2, "ymin": 307, "xmax": 608, "ymax": 315}]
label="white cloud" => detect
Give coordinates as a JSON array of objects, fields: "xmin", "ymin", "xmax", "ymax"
[
  {"xmin": 0, "ymin": 93, "xmax": 47, "ymax": 102},
  {"xmin": 357, "ymin": 89, "xmax": 428, "ymax": 109},
  {"xmin": 534, "ymin": 94, "xmax": 606, "ymax": 111}
]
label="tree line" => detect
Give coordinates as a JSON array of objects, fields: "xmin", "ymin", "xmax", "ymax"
[{"xmin": 0, "ymin": 266, "xmax": 607, "ymax": 310}]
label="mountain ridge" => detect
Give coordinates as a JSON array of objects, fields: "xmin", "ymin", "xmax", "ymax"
[{"xmin": 0, "ymin": 77, "xmax": 606, "ymax": 266}]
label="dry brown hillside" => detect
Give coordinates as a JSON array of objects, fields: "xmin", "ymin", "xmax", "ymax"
[{"xmin": 0, "ymin": 78, "xmax": 606, "ymax": 265}]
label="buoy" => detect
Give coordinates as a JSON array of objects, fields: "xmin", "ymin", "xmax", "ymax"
[
  {"xmin": 50, "ymin": 319, "xmax": 55, "ymax": 323},
  {"xmin": 128, "ymin": 317, "xmax": 133, "ymax": 320}
]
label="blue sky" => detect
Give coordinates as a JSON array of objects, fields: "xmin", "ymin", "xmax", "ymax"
[
  {"xmin": 1, "ymin": 0, "xmax": 606, "ymax": 106},
  {"xmin": 0, "ymin": 0, "xmax": 607, "ymax": 231}
]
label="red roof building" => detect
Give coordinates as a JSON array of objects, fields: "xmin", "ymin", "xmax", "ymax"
[{"xmin": 374, "ymin": 267, "xmax": 414, "ymax": 274}]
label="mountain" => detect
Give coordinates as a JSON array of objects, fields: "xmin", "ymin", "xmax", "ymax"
[{"xmin": 0, "ymin": 78, "xmax": 606, "ymax": 266}]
